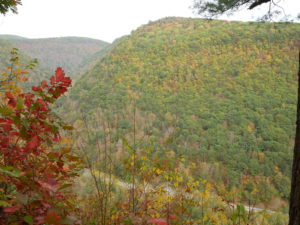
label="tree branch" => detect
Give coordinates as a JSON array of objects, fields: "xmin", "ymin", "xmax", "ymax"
[{"xmin": 249, "ymin": 0, "xmax": 271, "ymax": 9}]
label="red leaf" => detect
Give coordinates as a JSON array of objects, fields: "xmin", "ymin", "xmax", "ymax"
[
  {"xmin": 26, "ymin": 135, "xmax": 39, "ymax": 150},
  {"xmin": 168, "ymin": 215, "xmax": 176, "ymax": 220},
  {"xmin": 6, "ymin": 92, "xmax": 17, "ymax": 107},
  {"xmin": 32, "ymin": 86, "xmax": 42, "ymax": 92},
  {"xmin": 3, "ymin": 205, "xmax": 21, "ymax": 213},
  {"xmin": 50, "ymin": 76, "xmax": 55, "ymax": 85},
  {"xmin": 148, "ymin": 219, "xmax": 168, "ymax": 225},
  {"xmin": 61, "ymin": 77, "xmax": 72, "ymax": 87},
  {"xmin": 44, "ymin": 212, "xmax": 62, "ymax": 225},
  {"xmin": 57, "ymin": 86, "xmax": 68, "ymax": 95},
  {"xmin": 55, "ymin": 67, "xmax": 65, "ymax": 81},
  {"xmin": 8, "ymin": 98, "xmax": 17, "ymax": 107},
  {"xmin": 53, "ymin": 134, "xmax": 60, "ymax": 142},
  {"xmin": 36, "ymin": 99, "xmax": 49, "ymax": 112},
  {"xmin": 0, "ymin": 119, "xmax": 13, "ymax": 132},
  {"xmin": 24, "ymin": 93, "xmax": 34, "ymax": 107},
  {"xmin": 2, "ymin": 123, "xmax": 12, "ymax": 132},
  {"xmin": 5, "ymin": 92, "xmax": 14, "ymax": 99}
]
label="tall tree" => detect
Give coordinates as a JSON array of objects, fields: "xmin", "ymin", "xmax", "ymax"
[{"xmin": 193, "ymin": 1, "xmax": 300, "ymax": 224}]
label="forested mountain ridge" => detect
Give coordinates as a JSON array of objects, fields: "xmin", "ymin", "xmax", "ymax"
[
  {"xmin": 0, "ymin": 35, "xmax": 110, "ymax": 78},
  {"xmin": 61, "ymin": 17, "xmax": 300, "ymax": 210}
]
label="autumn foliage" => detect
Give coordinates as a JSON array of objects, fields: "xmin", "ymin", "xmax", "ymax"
[{"xmin": 0, "ymin": 63, "xmax": 80, "ymax": 224}]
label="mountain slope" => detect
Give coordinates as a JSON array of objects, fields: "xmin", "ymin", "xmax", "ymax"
[
  {"xmin": 0, "ymin": 35, "xmax": 110, "ymax": 78},
  {"xmin": 0, "ymin": 38, "xmax": 50, "ymax": 88},
  {"xmin": 63, "ymin": 18, "xmax": 300, "ymax": 207}
]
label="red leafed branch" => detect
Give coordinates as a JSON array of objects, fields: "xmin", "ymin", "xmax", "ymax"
[{"xmin": 0, "ymin": 67, "xmax": 80, "ymax": 224}]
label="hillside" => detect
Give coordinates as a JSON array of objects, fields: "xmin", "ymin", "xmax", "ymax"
[
  {"xmin": 78, "ymin": 37, "xmax": 124, "ymax": 77},
  {"xmin": 0, "ymin": 38, "xmax": 50, "ymax": 88},
  {"xmin": 61, "ymin": 18, "xmax": 300, "ymax": 209},
  {"xmin": 0, "ymin": 35, "xmax": 110, "ymax": 78}
]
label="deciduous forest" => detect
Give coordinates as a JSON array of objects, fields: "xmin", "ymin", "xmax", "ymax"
[{"xmin": 0, "ymin": 1, "xmax": 300, "ymax": 225}]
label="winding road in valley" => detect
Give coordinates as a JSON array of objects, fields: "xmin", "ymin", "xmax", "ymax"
[{"xmin": 83, "ymin": 169, "xmax": 285, "ymax": 215}]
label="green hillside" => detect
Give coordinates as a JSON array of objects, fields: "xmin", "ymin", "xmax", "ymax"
[
  {"xmin": 61, "ymin": 18, "xmax": 300, "ymax": 208},
  {"xmin": 0, "ymin": 35, "xmax": 110, "ymax": 78}
]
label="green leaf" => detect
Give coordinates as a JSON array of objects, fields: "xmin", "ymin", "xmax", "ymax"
[
  {"xmin": 16, "ymin": 98, "xmax": 24, "ymax": 110},
  {"xmin": 23, "ymin": 216, "xmax": 33, "ymax": 224},
  {"xmin": 58, "ymin": 183, "xmax": 72, "ymax": 190},
  {"xmin": 0, "ymin": 166, "xmax": 21, "ymax": 177},
  {"xmin": 31, "ymin": 102, "xmax": 39, "ymax": 110},
  {"xmin": 0, "ymin": 200, "xmax": 10, "ymax": 207},
  {"xmin": 0, "ymin": 106, "xmax": 13, "ymax": 116}
]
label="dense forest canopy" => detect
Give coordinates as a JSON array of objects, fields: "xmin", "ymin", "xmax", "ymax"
[{"xmin": 59, "ymin": 17, "xmax": 300, "ymax": 209}]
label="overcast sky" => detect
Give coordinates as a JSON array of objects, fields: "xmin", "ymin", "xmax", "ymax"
[{"xmin": 0, "ymin": 0, "xmax": 298, "ymax": 43}]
